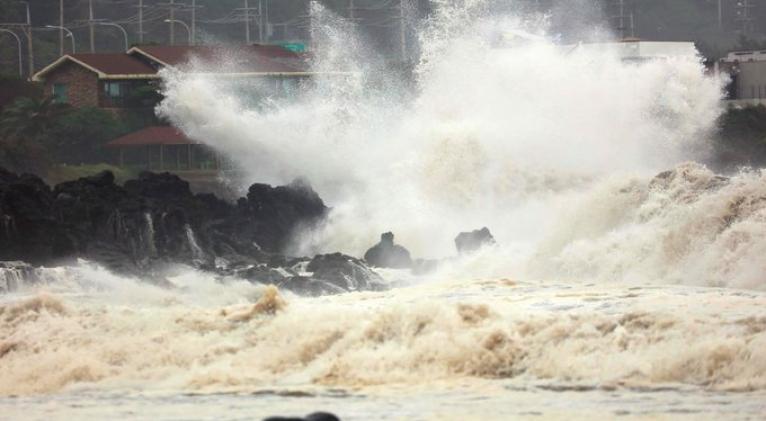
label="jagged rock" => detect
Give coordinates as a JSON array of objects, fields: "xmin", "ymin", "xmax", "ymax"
[
  {"xmin": 307, "ymin": 253, "xmax": 386, "ymax": 292},
  {"xmin": 0, "ymin": 167, "xmax": 385, "ymax": 297},
  {"xmin": 363, "ymin": 232, "xmax": 412, "ymax": 269},
  {"xmin": 277, "ymin": 276, "xmax": 348, "ymax": 297},
  {"xmin": 238, "ymin": 179, "xmax": 328, "ymax": 253},
  {"xmin": 454, "ymin": 227, "xmax": 496, "ymax": 254},
  {"xmin": 0, "ymin": 169, "xmax": 317, "ymax": 269},
  {"xmin": 238, "ymin": 264, "xmax": 295, "ymax": 284}
]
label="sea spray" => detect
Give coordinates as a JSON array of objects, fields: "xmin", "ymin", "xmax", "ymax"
[
  {"xmin": 144, "ymin": 213, "xmax": 157, "ymax": 257},
  {"xmin": 156, "ymin": 1, "xmax": 733, "ymax": 287},
  {"xmin": 184, "ymin": 225, "xmax": 206, "ymax": 262},
  {"xmin": 1, "ymin": 271, "xmax": 764, "ymax": 396}
]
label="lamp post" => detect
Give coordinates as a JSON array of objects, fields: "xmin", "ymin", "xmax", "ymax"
[
  {"xmin": 164, "ymin": 19, "xmax": 191, "ymax": 45},
  {"xmin": 45, "ymin": 25, "xmax": 76, "ymax": 53},
  {"xmin": 0, "ymin": 28, "xmax": 23, "ymax": 77},
  {"xmin": 17, "ymin": 1, "xmax": 33, "ymax": 76},
  {"xmin": 96, "ymin": 22, "xmax": 129, "ymax": 51}
]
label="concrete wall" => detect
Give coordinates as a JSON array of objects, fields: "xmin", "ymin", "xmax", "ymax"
[
  {"xmin": 43, "ymin": 61, "xmax": 99, "ymax": 108},
  {"xmin": 736, "ymin": 61, "xmax": 766, "ymax": 100}
]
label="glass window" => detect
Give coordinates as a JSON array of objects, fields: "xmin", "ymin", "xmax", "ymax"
[
  {"xmin": 104, "ymin": 81, "xmax": 124, "ymax": 98},
  {"xmin": 52, "ymin": 83, "xmax": 68, "ymax": 103}
]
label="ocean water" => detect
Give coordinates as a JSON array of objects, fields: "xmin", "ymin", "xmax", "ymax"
[{"xmin": 1, "ymin": 266, "xmax": 765, "ymax": 420}]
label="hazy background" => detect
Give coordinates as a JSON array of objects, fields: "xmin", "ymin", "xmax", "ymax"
[{"xmin": 1, "ymin": 0, "xmax": 766, "ymax": 77}]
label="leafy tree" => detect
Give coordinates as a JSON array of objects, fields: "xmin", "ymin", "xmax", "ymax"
[
  {"xmin": 0, "ymin": 96, "xmax": 69, "ymax": 174},
  {"xmin": 714, "ymin": 105, "xmax": 766, "ymax": 169},
  {"xmin": 45, "ymin": 107, "xmax": 130, "ymax": 165},
  {"xmin": 0, "ymin": 96, "xmax": 69, "ymax": 139}
]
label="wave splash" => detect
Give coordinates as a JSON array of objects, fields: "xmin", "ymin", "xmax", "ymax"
[
  {"xmin": 1, "ymin": 272, "xmax": 765, "ymax": 396},
  {"xmin": 156, "ymin": 1, "xmax": 726, "ymax": 273}
]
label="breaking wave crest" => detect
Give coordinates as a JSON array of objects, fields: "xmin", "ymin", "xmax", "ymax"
[{"xmin": 1, "ymin": 272, "xmax": 765, "ymax": 396}]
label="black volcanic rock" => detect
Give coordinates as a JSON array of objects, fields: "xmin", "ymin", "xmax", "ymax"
[
  {"xmin": 238, "ymin": 179, "xmax": 328, "ymax": 253},
  {"xmin": 454, "ymin": 227, "xmax": 496, "ymax": 254},
  {"xmin": 264, "ymin": 412, "xmax": 341, "ymax": 421},
  {"xmin": 363, "ymin": 232, "xmax": 412, "ymax": 269},
  {"xmin": 0, "ymin": 167, "xmax": 386, "ymax": 296},
  {"xmin": 307, "ymin": 252, "xmax": 386, "ymax": 291}
]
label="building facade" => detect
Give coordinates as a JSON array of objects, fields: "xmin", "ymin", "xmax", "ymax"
[{"xmin": 718, "ymin": 50, "xmax": 766, "ymax": 106}]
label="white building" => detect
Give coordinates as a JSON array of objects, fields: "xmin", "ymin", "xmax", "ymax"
[{"xmin": 718, "ymin": 50, "xmax": 766, "ymax": 107}]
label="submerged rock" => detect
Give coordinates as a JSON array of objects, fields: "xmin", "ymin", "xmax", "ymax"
[
  {"xmin": 263, "ymin": 412, "xmax": 341, "ymax": 421},
  {"xmin": 454, "ymin": 227, "xmax": 496, "ymax": 254},
  {"xmin": 363, "ymin": 232, "xmax": 412, "ymax": 269},
  {"xmin": 307, "ymin": 253, "xmax": 386, "ymax": 292}
]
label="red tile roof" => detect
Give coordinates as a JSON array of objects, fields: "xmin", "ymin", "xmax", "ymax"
[
  {"xmin": 69, "ymin": 53, "xmax": 158, "ymax": 76},
  {"xmin": 107, "ymin": 126, "xmax": 196, "ymax": 147},
  {"xmin": 130, "ymin": 44, "xmax": 311, "ymax": 73}
]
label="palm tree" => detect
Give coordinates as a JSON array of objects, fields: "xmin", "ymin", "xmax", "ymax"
[{"xmin": 0, "ymin": 96, "xmax": 70, "ymax": 139}]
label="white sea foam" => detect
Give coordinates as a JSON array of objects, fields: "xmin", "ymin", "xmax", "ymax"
[{"xmin": 151, "ymin": 1, "xmax": 752, "ymax": 291}]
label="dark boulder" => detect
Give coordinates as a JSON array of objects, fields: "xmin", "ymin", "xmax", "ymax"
[
  {"xmin": 454, "ymin": 227, "xmax": 496, "ymax": 254},
  {"xmin": 264, "ymin": 412, "xmax": 341, "ymax": 421},
  {"xmin": 363, "ymin": 232, "xmax": 412, "ymax": 269},
  {"xmin": 238, "ymin": 178, "xmax": 328, "ymax": 253},
  {"xmin": 307, "ymin": 252, "xmax": 386, "ymax": 292},
  {"xmin": 277, "ymin": 275, "xmax": 348, "ymax": 297}
]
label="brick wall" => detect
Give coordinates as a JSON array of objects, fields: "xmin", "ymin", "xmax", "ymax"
[{"xmin": 43, "ymin": 61, "xmax": 99, "ymax": 108}]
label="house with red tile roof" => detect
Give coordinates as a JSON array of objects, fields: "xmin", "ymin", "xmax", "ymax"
[
  {"xmin": 30, "ymin": 45, "xmax": 331, "ymax": 184},
  {"xmin": 31, "ymin": 44, "xmax": 317, "ymax": 110}
]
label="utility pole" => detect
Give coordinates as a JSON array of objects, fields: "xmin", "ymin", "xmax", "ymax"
[
  {"xmin": 258, "ymin": 0, "xmax": 264, "ymax": 44},
  {"xmin": 399, "ymin": 0, "xmax": 407, "ymax": 62},
  {"xmin": 245, "ymin": 0, "xmax": 251, "ymax": 44},
  {"xmin": 89, "ymin": 0, "xmax": 95, "ymax": 52},
  {"xmin": 349, "ymin": 0, "xmax": 355, "ymax": 20},
  {"xmin": 59, "ymin": 0, "xmax": 64, "ymax": 56},
  {"xmin": 139, "ymin": 0, "xmax": 144, "ymax": 44},
  {"xmin": 22, "ymin": 1, "xmax": 33, "ymax": 76},
  {"xmin": 718, "ymin": 0, "xmax": 723, "ymax": 30},
  {"xmin": 191, "ymin": 0, "xmax": 196, "ymax": 45},
  {"xmin": 170, "ymin": 0, "xmax": 175, "ymax": 46}
]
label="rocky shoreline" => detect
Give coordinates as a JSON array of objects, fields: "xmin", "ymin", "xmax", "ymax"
[
  {"xmin": 0, "ymin": 168, "xmax": 390, "ymax": 296},
  {"xmin": 0, "ymin": 167, "xmax": 502, "ymax": 296}
]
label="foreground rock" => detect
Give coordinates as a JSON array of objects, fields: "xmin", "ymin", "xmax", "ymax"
[
  {"xmin": 363, "ymin": 232, "xmax": 412, "ymax": 269},
  {"xmin": 0, "ymin": 168, "xmax": 383, "ymax": 296},
  {"xmin": 264, "ymin": 412, "xmax": 340, "ymax": 421},
  {"xmin": 455, "ymin": 227, "xmax": 496, "ymax": 254}
]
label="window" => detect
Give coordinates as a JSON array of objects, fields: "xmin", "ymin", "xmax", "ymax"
[
  {"xmin": 52, "ymin": 83, "xmax": 68, "ymax": 103},
  {"xmin": 104, "ymin": 81, "xmax": 125, "ymax": 98}
]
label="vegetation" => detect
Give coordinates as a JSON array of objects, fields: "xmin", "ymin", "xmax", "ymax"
[
  {"xmin": 714, "ymin": 105, "xmax": 766, "ymax": 169},
  {"xmin": 46, "ymin": 163, "xmax": 139, "ymax": 186},
  {"xmin": 46, "ymin": 107, "xmax": 131, "ymax": 165},
  {"xmin": 0, "ymin": 96, "xmax": 134, "ymax": 176}
]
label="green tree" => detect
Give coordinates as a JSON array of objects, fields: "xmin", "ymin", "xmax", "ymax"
[
  {"xmin": 0, "ymin": 96, "xmax": 69, "ymax": 174},
  {"xmin": 0, "ymin": 96, "xmax": 69, "ymax": 139},
  {"xmin": 46, "ymin": 107, "xmax": 129, "ymax": 165}
]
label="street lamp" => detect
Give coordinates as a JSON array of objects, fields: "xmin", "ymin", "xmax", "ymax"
[
  {"xmin": 164, "ymin": 19, "xmax": 191, "ymax": 45},
  {"xmin": 95, "ymin": 22, "xmax": 129, "ymax": 51},
  {"xmin": 0, "ymin": 28, "xmax": 23, "ymax": 77},
  {"xmin": 44, "ymin": 25, "xmax": 76, "ymax": 53}
]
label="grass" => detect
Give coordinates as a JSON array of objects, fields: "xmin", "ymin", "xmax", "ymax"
[{"xmin": 46, "ymin": 163, "xmax": 139, "ymax": 186}]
